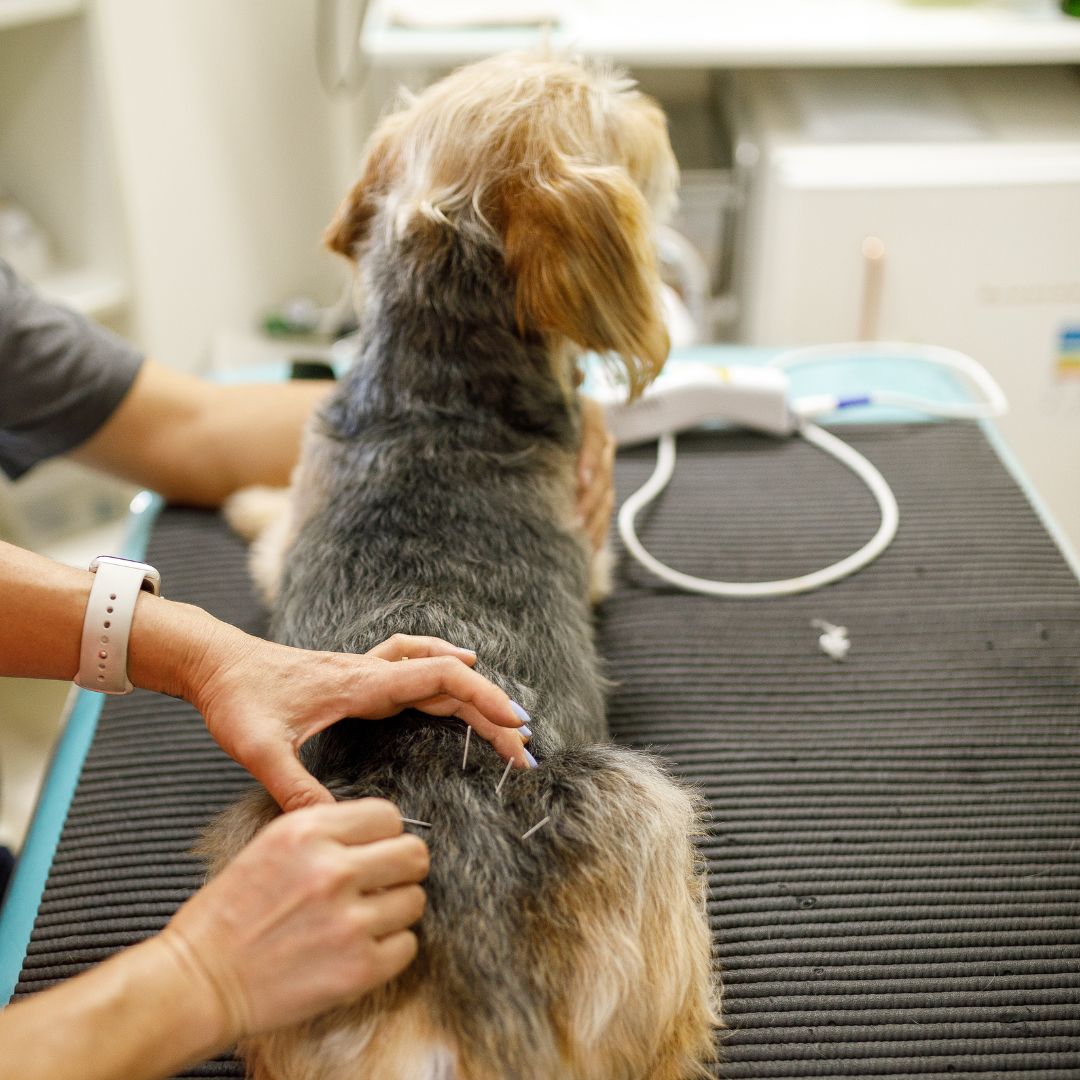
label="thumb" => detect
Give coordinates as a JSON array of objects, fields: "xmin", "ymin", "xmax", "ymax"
[{"xmin": 251, "ymin": 745, "xmax": 335, "ymax": 813}]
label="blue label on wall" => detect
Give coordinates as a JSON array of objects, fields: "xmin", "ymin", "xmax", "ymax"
[{"xmin": 1058, "ymin": 325, "xmax": 1080, "ymax": 378}]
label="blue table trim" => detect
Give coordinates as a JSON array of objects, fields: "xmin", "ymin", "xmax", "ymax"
[
  {"xmin": 979, "ymin": 419, "xmax": 1080, "ymax": 585},
  {"xmin": 0, "ymin": 491, "xmax": 164, "ymax": 1004}
]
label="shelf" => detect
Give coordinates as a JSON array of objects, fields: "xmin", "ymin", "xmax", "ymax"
[
  {"xmin": 35, "ymin": 266, "xmax": 129, "ymax": 320},
  {"xmin": 363, "ymin": 0, "xmax": 1080, "ymax": 68},
  {"xmin": 0, "ymin": 0, "xmax": 83, "ymax": 32}
]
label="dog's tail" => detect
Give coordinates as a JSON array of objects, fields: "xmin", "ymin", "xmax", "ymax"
[{"xmin": 198, "ymin": 731, "xmax": 720, "ymax": 1080}]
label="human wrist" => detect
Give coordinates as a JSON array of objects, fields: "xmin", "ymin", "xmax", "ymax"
[
  {"xmin": 126, "ymin": 593, "xmax": 243, "ymax": 706},
  {"xmin": 0, "ymin": 930, "xmax": 238, "ymax": 1080},
  {"xmin": 139, "ymin": 930, "xmax": 239, "ymax": 1061}
]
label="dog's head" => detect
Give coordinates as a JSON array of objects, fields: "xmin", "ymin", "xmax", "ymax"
[{"xmin": 325, "ymin": 53, "xmax": 678, "ymax": 399}]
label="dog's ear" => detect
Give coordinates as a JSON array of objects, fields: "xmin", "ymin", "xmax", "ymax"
[
  {"xmin": 323, "ymin": 118, "xmax": 404, "ymax": 259},
  {"xmin": 503, "ymin": 158, "xmax": 669, "ymax": 399}
]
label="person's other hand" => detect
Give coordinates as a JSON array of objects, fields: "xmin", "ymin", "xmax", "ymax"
[
  {"xmin": 576, "ymin": 395, "xmax": 616, "ymax": 552},
  {"xmin": 161, "ymin": 799, "xmax": 426, "ymax": 1040},
  {"xmin": 190, "ymin": 629, "xmax": 533, "ymax": 813}
]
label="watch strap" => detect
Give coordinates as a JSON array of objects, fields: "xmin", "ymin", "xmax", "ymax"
[{"xmin": 75, "ymin": 557, "xmax": 161, "ymax": 695}]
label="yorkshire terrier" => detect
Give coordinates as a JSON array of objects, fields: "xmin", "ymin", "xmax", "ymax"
[{"xmin": 202, "ymin": 52, "xmax": 719, "ymax": 1080}]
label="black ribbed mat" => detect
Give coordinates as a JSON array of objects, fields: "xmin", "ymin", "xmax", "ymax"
[{"xmin": 13, "ymin": 423, "xmax": 1080, "ymax": 1078}]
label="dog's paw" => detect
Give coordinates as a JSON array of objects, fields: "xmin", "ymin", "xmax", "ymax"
[
  {"xmin": 223, "ymin": 485, "xmax": 295, "ymax": 607},
  {"xmin": 223, "ymin": 485, "xmax": 291, "ymax": 542}
]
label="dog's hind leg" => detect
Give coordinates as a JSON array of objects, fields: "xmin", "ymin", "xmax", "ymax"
[{"xmin": 192, "ymin": 786, "xmax": 280, "ymax": 877}]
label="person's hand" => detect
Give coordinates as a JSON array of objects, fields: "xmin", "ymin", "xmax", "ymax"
[
  {"xmin": 576, "ymin": 395, "xmax": 616, "ymax": 552},
  {"xmin": 188, "ymin": 627, "xmax": 534, "ymax": 813},
  {"xmin": 160, "ymin": 799, "xmax": 426, "ymax": 1041}
]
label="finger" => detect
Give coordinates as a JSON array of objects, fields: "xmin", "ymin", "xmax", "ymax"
[
  {"xmin": 366, "ymin": 929, "xmax": 419, "ymax": 985},
  {"xmin": 587, "ymin": 486, "xmax": 614, "ymax": 553},
  {"xmin": 411, "ymin": 698, "xmax": 532, "ymax": 766},
  {"xmin": 304, "ymin": 797, "xmax": 404, "ymax": 845},
  {"xmin": 577, "ymin": 435, "xmax": 615, "ymax": 525},
  {"xmin": 366, "ymin": 634, "xmax": 477, "ymax": 666},
  {"xmin": 591, "ymin": 431, "xmax": 615, "ymax": 493},
  {"xmin": 248, "ymin": 743, "xmax": 336, "ymax": 814},
  {"xmin": 602, "ymin": 428, "xmax": 616, "ymax": 465},
  {"xmin": 411, "ymin": 695, "xmax": 531, "ymax": 740},
  {"xmin": 576, "ymin": 396, "xmax": 609, "ymax": 491},
  {"xmin": 358, "ymin": 883, "xmax": 426, "ymax": 938},
  {"xmin": 452, "ymin": 701, "xmax": 529, "ymax": 742},
  {"xmin": 371, "ymin": 656, "xmax": 528, "ymax": 733},
  {"xmin": 576, "ymin": 437, "xmax": 602, "ymax": 498},
  {"xmin": 345, "ymin": 833, "xmax": 430, "ymax": 891},
  {"xmin": 576, "ymin": 471, "xmax": 603, "ymax": 523}
]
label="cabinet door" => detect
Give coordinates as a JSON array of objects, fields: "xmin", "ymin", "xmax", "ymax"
[{"xmin": 740, "ymin": 160, "xmax": 1080, "ymax": 553}]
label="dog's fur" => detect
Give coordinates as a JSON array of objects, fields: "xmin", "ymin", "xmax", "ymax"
[{"xmin": 200, "ymin": 53, "xmax": 720, "ymax": 1080}]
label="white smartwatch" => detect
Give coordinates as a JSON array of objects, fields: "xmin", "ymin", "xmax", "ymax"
[{"xmin": 75, "ymin": 556, "xmax": 162, "ymax": 695}]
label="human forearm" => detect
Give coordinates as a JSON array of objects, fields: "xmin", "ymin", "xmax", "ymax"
[
  {"xmin": 0, "ymin": 539, "xmax": 222, "ymax": 700},
  {"xmin": 191, "ymin": 380, "xmax": 333, "ymax": 502},
  {"xmin": 72, "ymin": 359, "xmax": 332, "ymax": 507},
  {"xmin": 0, "ymin": 542, "xmax": 89, "ymax": 681},
  {"xmin": 0, "ymin": 933, "xmax": 232, "ymax": 1080}
]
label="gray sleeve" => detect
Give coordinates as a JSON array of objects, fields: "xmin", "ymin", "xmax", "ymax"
[{"xmin": 0, "ymin": 259, "xmax": 145, "ymax": 480}]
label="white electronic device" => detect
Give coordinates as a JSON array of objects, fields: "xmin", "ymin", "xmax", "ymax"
[{"xmin": 597, "ymin": 363, "xmax": 794, "ymax": 444}]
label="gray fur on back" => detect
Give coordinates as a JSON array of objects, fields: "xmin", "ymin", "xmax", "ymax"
[
  {"xmin": 270, "ymin": 216, "xmax": 630, "ymax": 1066},
  {"xmin": 276, "ymin": 227, "xmax": 605, "ymax": 765}
]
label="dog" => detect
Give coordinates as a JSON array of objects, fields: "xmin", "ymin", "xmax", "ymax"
[{"xmin": 201, "ymin": 52, "xmax": 720, "ymax": 1080}]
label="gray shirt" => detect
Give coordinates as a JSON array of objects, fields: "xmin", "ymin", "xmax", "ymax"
[{"xmin": 0, "ymin": 260, "xmax": 144, "ymax": 479}]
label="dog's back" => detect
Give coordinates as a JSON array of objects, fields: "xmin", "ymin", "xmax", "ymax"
[{"xmin": 202, "ymin": 368, "xmax": 718, "ymax": 1077}]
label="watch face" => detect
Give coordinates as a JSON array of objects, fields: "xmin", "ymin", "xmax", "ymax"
[
  {"xmin": 87, "ymin": 556, "xmax": 161, "ymax": 595},
  {"xmin": 141, "ymin": 567, "xmax": 162, "ymax": 596}
]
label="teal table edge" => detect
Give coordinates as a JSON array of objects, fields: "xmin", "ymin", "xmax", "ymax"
[
  {"xmin": 3, "ymin": 343, "xmax": 1078, "ymax": 1004},
  {"xmin": 1, "ymin": 491, "xmax": 165, "ymax": 1004}
]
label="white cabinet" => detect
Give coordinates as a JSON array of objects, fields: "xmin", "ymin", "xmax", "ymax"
[{"xmin": 732, "ymin": 66, "xmax": 1080, "ymax": 556}]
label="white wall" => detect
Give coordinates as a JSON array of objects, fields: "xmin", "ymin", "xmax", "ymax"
[{"xmin": 94, "ymin": 0, "xmax": 366, "ymax": 370}]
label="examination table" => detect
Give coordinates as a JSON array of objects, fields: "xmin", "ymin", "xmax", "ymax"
[{"xmin": 2, "ymin": 380, "xmax": 1079, "ymax": 1077}]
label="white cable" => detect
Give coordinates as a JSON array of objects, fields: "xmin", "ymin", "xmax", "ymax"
[
  {"xmin": 617, "ymin": 341, "xmax": 1004, "ymax": 598},
  {"xmin": 617, "ymin": 419, "xmax": 899, "ymax": 598}
]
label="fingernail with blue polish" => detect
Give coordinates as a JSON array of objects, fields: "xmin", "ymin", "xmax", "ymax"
[
  {"xmin": 523, "ymin": 749, "xmax": 538, "ymax": 769},
  {"xmin": 518, "ymin": 724, "xmax": 533, "ymax": 738},
  {"xmin": 510, "ymin": 701, "xmax": 531, "ymax": 725}
]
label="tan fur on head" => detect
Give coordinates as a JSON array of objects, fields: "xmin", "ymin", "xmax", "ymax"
[{"xmin": 324, "ymin": 53, "xmax": 678, "ymax": 399}]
